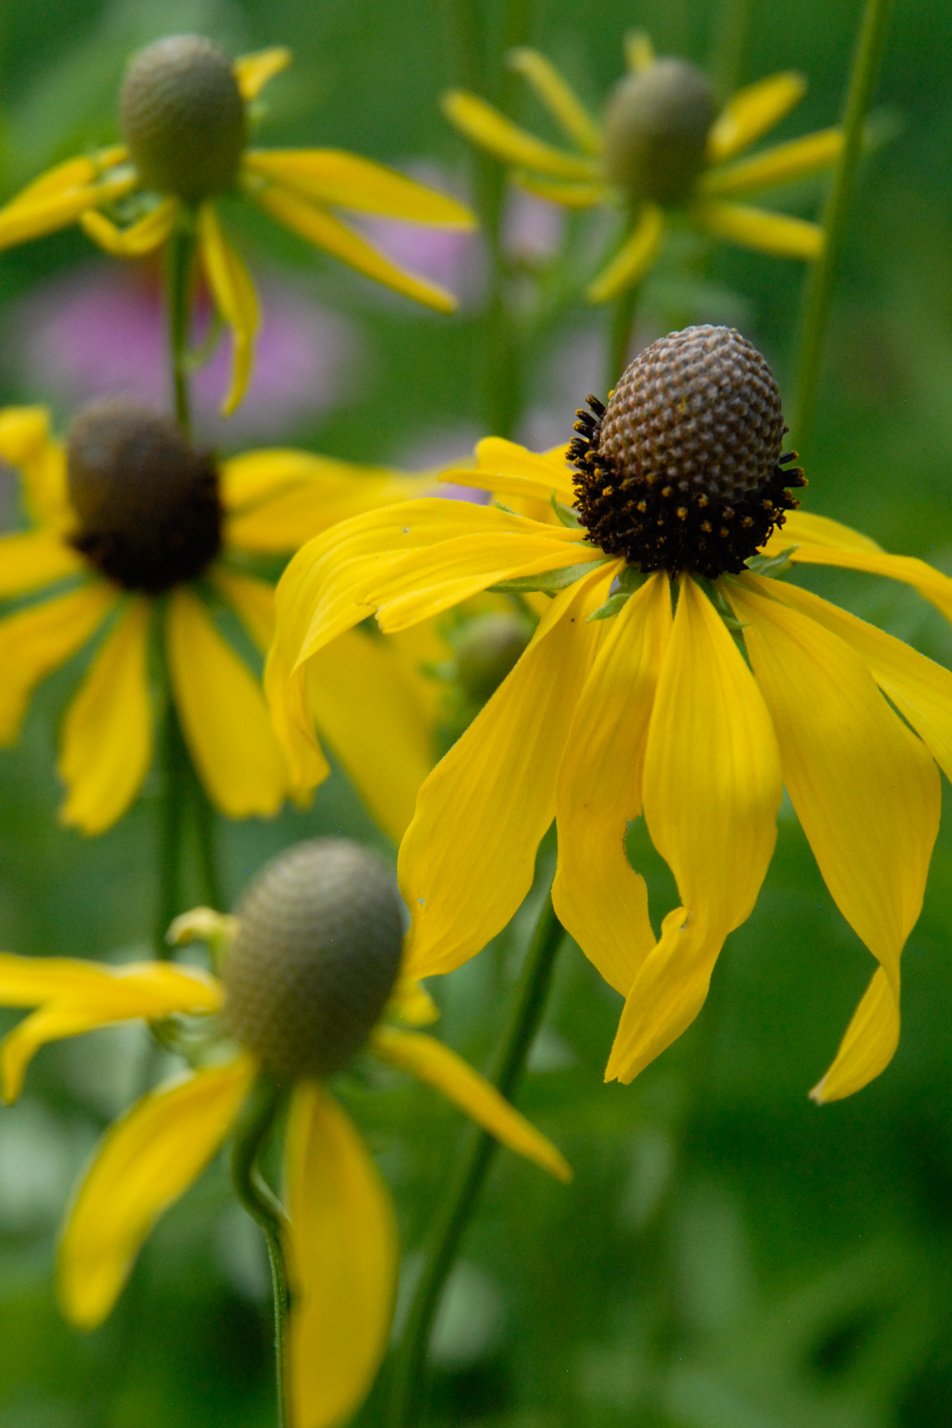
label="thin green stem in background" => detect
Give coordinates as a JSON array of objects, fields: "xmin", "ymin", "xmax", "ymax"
[
  {"xmin": 165, "ymin": 221, "xmax": 197, "ymax": 437},
  {"xmin": 386, "ymin": 892, "xmax": 566, "ymax": 1427},
  {"xmin": 232, "ymin": 1077, "xmax": 292, "ymax": 1428},
  {"xmin": 607, "ymin": 277, "xmax": 643, "ymax": 389},
  {"xmin": 708, "ymin": 0, "xmax": 752, "ymax": 98},
  {"xmin": 794, "ymin": 0, "xmax": 895, "ymax": 445}
]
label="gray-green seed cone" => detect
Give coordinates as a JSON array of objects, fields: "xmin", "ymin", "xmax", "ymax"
[{"xmin": 602, "ymin": 59, "xmax": 716, "ymax": 206}]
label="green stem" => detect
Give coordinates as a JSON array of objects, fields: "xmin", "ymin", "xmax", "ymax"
[
  {"xmin": 387, "ymin": 893, "xmax": 566, "ymax": 1427},
  {"xmin": 607, "ymin": 277, "xmax": 642, "ymax": 389},
  {"xmin": 232, "ymin": 1077, "xmax": 292, "ymax": 1428},
  {"xmin": 165, "ymin": 222, "xmax": 196, "ymax": 436},
  {"xmin": 794, "ymin": 0, "xmax": 894, "ymax": 444},
  {"xmin": 154, "ymin": 672, "xmax": 189, "ymax": 959},
  {"xmin": 708, "ymin": 0, "xmax": 752, "ymax": 97}
]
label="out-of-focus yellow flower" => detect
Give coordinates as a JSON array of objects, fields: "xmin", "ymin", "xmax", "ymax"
[
  {"xmin": 267, "ymin": 326, "xmax": 952, "ymax": 1103},
  {"xmin": 0, "ymin": 36, "xmax": 474, "ymax": 411},
  {"xmin": 444, "ymin": 33, "xmax": 842, "ymax": 301},
  {"xmin": 0, "ymin": 839, "xmax": 569, "ymax": 1428},
  {"xmin": 0, "ymin": 401, "xmax": 433, "ymax": 835}
]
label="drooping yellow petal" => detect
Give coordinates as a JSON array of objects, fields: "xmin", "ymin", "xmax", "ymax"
[
  {"xmin": 707, "ymin": 71, "xmax": 808, "ymax": 163},
  {"xmin": 781, "ymin": 535, "xmax": 952, "ymax": 623},
  {"xmin": 624, "ymin": 30, "xmax": 655, "ymax": 74},
  {"xmin": 250, "ymin": 181, "xmax": 460, "ymax": 314},
  {"xmin": 441, "ymin": 90, "xmax": 599, "ymax": 180},
  {"xmin": 58, "ymin": 1059, "xmax": 254, "ymax": 1329},
  {"xmin": 702, "ymin": 128, "xmax": 843, "ymax": 198},
  {"xmin": 514, "ymin": 172, "xmax": 607, "ymax": 208},
  {"xmin": 0, "ymin": 584, "xmax": 116, "ymax": 743},
  {"xmin": 285, "ymin": 1083, "xmax": 397, "ymax": 1428},
  {"xmin": 586, "ymin": 205, "xmax": 665, "ymax": 303},
  {"xmin": 234, "ymin": 46, "xmax": 292, "ymax": 101},
  {"xmin": 691, "ymin": 199, "xmax": 823, "ymax": 260},
  {"xmin": 80, "ymin": 198, "xmax": 178, "ymax": 257},
  {"xmin": 244, "ymin": 149, "xmax": 474, "ymax": 226},
  {"xmin": 165, "ymin": 589, "xmax": 289, "ymax": 818},
  {"xmin": 58, "ymin": 600, "xmax": 153, "ymax": 834},
  {"xmin": 0, "ymin": 961, "xmax": 222, "ymax": 1102},
  {"xmin": 553, "ymin": 573, "xmax": 669, "ymax": 996},
  {"xmin": 304, "ymin": 626, "xmax": 434, "ymax": 844},
  {"xmin": 196, "ymin": 203, "xmax": 260, "ymax": 415},
  {"xmin": 401, "ymin": 562, "xmax": 615, "ymax": 979},
  {"xmin": 810, "ymin": 967, "xmax": 897, "ymax": 1104},
  {"xmin": 728, "ymin": 575, "xmax": 940, "ymax": 1098},
  {"xmin": 765, "ymin": 508, "xmax": 884, "ymax": 555},
  {"xmin": 606, "ymin": 576, "xmax": 782, "ymax": 1082},
  {"xmin": 0, "ymin": 529, "xmax": 84, "ymax": 596},
  {"xmin": 760, "ymin": 578, "xmax": 952, "ymax": 780},
  {"xmin": 0, "ymin": 157, "xmax": 135, "ymax": 249},
  {"xmin": 507, "ymin": 48, "xmax": 602, "ymax": 154},
  {"xmin": 374, "ymin": 1027, "xmax": 571, "ymax": 1181}
]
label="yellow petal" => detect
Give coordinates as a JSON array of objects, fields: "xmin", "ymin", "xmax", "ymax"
[
  {"xmin": 58, "ymin": 1059, "xmax": 254, "ymax": 1328},
  {"xmin": 442, "ymin": 437, "xmax": 576, "ymax": 504},
  {"xmin": 553, "ymin": 573, "xmax": 669, "ymax": 995},
  {"xmin": 58, "ymin": 600, "xmax": 153, "ymax": 834},
  {"xmin": 766, "ymin": 508, "xmax": 883, "ymax": 555},
  {"xmin": 0, "ymin": 584, "xmax": 115, "ymax": 744},
  {"xmin": 305, "ymin": 625, "xmax": 434, "ymax": 844},
  {"xmin": 374, "ymin": 1027, "xmax": 571, "ymax": 1181},
  {"xmin": 507, "ymin": 48, "xmax": 602, "ymax": 153},
  {"xmin": 1, "ymin": 961, "xmax": 222, "ymax": 1102},
  {"xmin": 0, "ymin": 405, "xmax": 52, "ymax": 465},
  {"xmin": 441, "ymin": 90, "xmax": 598, "ymax": 180},
  {"xmin": 401, "ymin": 562, "xmax": 615, "ymax": 978},
  {"xmin": 514, "ymin": 172, "xmax": 607, "ymax": 208},
  {"xmin": 244, "ymin": 149, "xmax": 474, "ymax": 226},
  {"xmin": 810, "ymin": 967, "xmax": 897, "ymax": 1104},
  {"xmin": 624, "ymin": 30, "xmax": 655, "ymax": 74},
  {"xmin": 80, "ymin": 198, "xmax": 178, "ymax": 256},
  {"xmin": 707, "ymin": 71, "xmax": 808, "ymax": 163},
  {"xmin": 250, "ymin": 181, "xmax": 460, "ymax": 313},
  {"xmin": 0, "ymin": 529, "xmax": 84, "ymax": 596},
  {"xmin": 779, "ymin": 533, "xmax": 952, "ymax": 624},
  {"xmin": 691, "ymin": 199, "xmax": 823, "ymax": 260},
  {"xmin": 0, "ymin": 410, "xmax": 70, "ymax": 525},
  {"xmin": 728, "ymin": 575, "xmax": 940, "ymax": 1098},
  {"xmin": 165, "ymin": 589, "xmax": 289, "ymax": 818},
  {"xmin": 702, "ymin": 128, "xmax": 843, "ymax": 198},
  {"xmin": 586, "ymin": 204, "xmax": 665, "ymax": 303},
  {"xmin": 234, "ymin": 46, "xmax": 292, "ymax": 101},
  {"xmin": 606, "ymin": 576, "xmax": 782, "ymax": 1082},
  {"xmin": 0, "ymin": 157, "xmax": 135, "ymax": 249},
  {"xmin": 196, "ymin": 203, "xmax": 260, "ymax": 415},
  {"xmin": 285, "ymin": 1083, "xmax": 397, "ymax": 1428},
  {"xmin": 760, "ymin": 577, "xmax": 952, "ymax": 780},
  {"xmin": 0, "ymin": 951, "xmax": 218, "ymax": 1007}
]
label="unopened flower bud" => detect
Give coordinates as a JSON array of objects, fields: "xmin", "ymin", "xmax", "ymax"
[{"xmin": 602, "ymin": 59, "xmax": 716, "ymax": 206}]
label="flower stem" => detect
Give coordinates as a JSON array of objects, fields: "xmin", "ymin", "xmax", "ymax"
[
  {"xmin": 793, "ymin": 0, "xmax": 895, "ymax": 444},
  {"xmin": 165, "ymin": 220, "xmax": 196, "ymax": 436},
  {"xmin": 607, "ymin": 278, "xmax": 642, "ymax": 388},
  {"xmin": 232, "ymin": 1077, "xmax": 292, "ymax": 1428},
  {"xmin": 386, "ymin": 892, "xmax": 566, "ymax": 1427}
]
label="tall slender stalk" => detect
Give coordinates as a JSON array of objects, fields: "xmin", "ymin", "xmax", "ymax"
[
  {"xmin": 386, "ymin": 894, "xmax": 566, "ymax": 1427},
  {"xmin": 165, "ymin": 222, "xmax": 196, "ymax": 435},
  {"xmin": 794, "ymin": 0, "xmax": 895, "ymax": 444}
]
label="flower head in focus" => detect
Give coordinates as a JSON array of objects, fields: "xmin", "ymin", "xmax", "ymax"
[
  {"xmin": 0, "ymin": 36, "xmax": 474, "ymax": 411},
  {"xmin": 267, "ymin": 324, "xmax": 952, "ymax": 1103},
  {"xmin": 0, "ymin": 838, "xmax": 569, "ymax": 1428},
  {"xmin": 0, "ymin": 400, "xmax": 435, "ymax": 835},
  {"xmin": 444, "ymin": 34, "xmax": 842, "ymax": 301}
]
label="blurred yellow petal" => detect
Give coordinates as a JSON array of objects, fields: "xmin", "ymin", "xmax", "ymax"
[
  {"xmin": 80, "ymin": 198, "xmax": 178, "ymax": 256},
  {"xmin": 374, "ymin": 1027, "xmax": 571, "ymax": 1181},
  {"xmin": 624, "ymin": 30, "xmax": 655, "ymax": 73},
  {"xmin": 285, "ymin": 1083, "xmax": 397, "ymax": 1428},
  {"xmin": 728, "ymin": 576, "xmax": 940, "ymax": 1098},
  {"xmin": 1, "ymin": 962, "xmax": 222, "ymax": 1103},
  {"xmin": 0, "ymin": 952, "xmax": 218, "ymax": 1007},
  {"xmin": 0, "ymin": 408, "xmax": 69, "ymax": 525},
  {"xmin": 0, "ymin": 158, "xmax": 135, "ymax": 249},
  {"xmin": 553, "ymin": 573, "xmax": 669, "ymax": 995},
  {"xmin": 607, "ymin": 576, "xmax": 782, "ymax": 1082},
  {"xmin": 0, "ymin": 406, "xmax": 51, "ymax": 464},
  {"xmin": 515, "ymin": 172, "xmax": 607, "ymax": 207},
  {"xmin": 508, "ymin": 48, "xmax": 602, "ymax": 153},
  {"xmin": 691, "ymin": 199, "xmax": 823, "ymax": 259},
  {"xmin": 58, "ymin": 600, "xmax": 153, "ymax": 834},
  {"xmin": 251, "ymin": 182, "xmax": 460, "ymax": 313},
  {"xmin": 0, "ymin": 584, "xmax": 115, "ymax": 744},
  {"xmin": 58, "ymin": 1059, "xmax": 254, "ymax": 1329},
  {"xmin": 702, "ymin": 128, "xmax": 843, "ymax": 198},
  {"xmin": 441, "ymin": 90, "xmax": 598, "ymax": 180},
  {"xmin": 211, "ymin": 567, "xmax": 275, "ymax": 650},
  {"xmin": 305, "ymin": 626, "xmax": 434, "ymax": 844},
  {"xmin": 165, "ymin": 589, "xmax": 289, "ymax": 818},
  {"xmin": 196, "ymin": 203, "xmax": 260, "ymax": 415},
  {"xmin": 708, "ymin": 71, "xmax": 807, "ymax": 163},
  {"xmin": 389, "ymin": 976, "xmax": 439, "ymax": 1027},
  {"xmin": 402, "ymin": 562, "xmax": 615, "ymax": 978},
  {"xmin": 0, "ymin": 530, "xmax": 83, "ymax": 596},
  {"xmin": 234, "ymin": 46, "xmax": 292, "ymax": 100},
  {"xmin": 586, "ymin": 205, "xmax": 665, "ymax": 303},
  {"xmin": 244, "ymin": 149, "xmax": 474, "ymax": 226}
]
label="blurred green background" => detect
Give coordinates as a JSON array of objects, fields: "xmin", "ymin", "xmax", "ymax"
[{"xmin": 0, "ymin": 0, "xmax": 950, "ymax": 1424}]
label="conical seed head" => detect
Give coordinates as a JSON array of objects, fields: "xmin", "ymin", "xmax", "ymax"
[
  {"xmin": 602, "ymin": 59, "xmax": 716, "ymax": 205},
  {"xmin": 65, "ymin": 398, "xmax": 222, "ymax": 592},
  {"xmin": 222, "ymin": 840, "xmax": 406, "ymax": 1083},
  {"xmin": 120, "ymin": 35, "xmax": 247, "ymax": 202}
]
